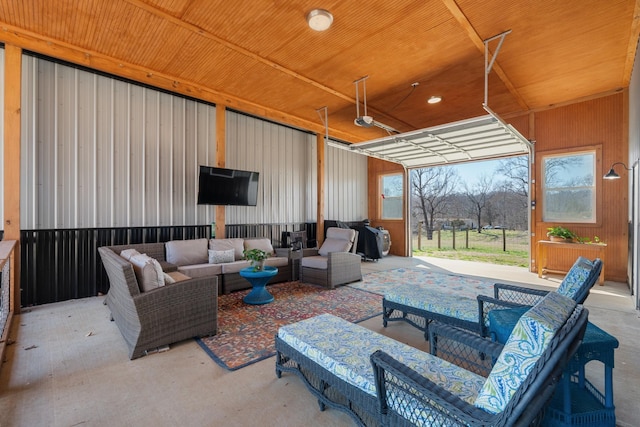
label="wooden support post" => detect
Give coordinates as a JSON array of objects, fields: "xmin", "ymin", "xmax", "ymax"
[
  {"xmin": 316, "ymin": 133, "xmax": 325, "ymax": 245},
  {"xmin": 215, "ymin": 105, "xmax": 226, "ymax": 238},
  {"xmin": 4, "ymin": 44, "xmax": 22, "ymax": 313}
]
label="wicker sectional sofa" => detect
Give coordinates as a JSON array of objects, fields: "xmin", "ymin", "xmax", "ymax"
[{"xmin": 103, "ymin": 237, "xmax": 292, "ymax": 295}]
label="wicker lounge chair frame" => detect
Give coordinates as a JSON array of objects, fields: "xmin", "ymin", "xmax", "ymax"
[
  {"xmin": 383, "ymin": 257, "xmax": 601, "ymax": 340},
  {"xmin": 275, "ymin": 337, "xmax": 381, "ymax": 427},
  {"xmin": 372, "ymin": 305, "xmax": 589, "ymax": 427},
  {"xmin": 99, "ymin": 246, "xmax": 218, "ymax": 359}
]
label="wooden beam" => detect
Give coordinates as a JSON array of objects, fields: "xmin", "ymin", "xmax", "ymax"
[
  {"xmin": 441, "ymin": 0, "xmax": 529, "ymax": 111},
  {"xmin": 0, "ymin": 24, "xmax": 365, "ymax": 143},
  {"xmin": 623, "ymin": 0, "xmax": 640, "ymax": 86},
  {"xmin": 4, "ymin": 44, "xmax": 22, "ymax": 312},
  {"xmin": 215, "ymin": 106, "xmax": 226, "ymax": 238},
  {"xmin": 316, "ymin": 133, "xmax": 326, "ymax": 245}
]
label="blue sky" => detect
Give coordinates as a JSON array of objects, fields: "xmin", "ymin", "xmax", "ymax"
[{"xmin": 450, "ymin": 159, "xmax": 503, "ymax": 187}]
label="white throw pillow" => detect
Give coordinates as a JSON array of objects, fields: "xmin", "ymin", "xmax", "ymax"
[
  {"xmin": 243, "ymin": 238, "xmax": 275, "ymax": 256},
  {"xmin": 209, "ymin": 238, "xmax": 244, "ymax": 261},
  {"xmin": 119, "ymin": 248, "xmax": 141, "ymax": 261},
  {"xmin": 129, "ymin": 253, "xmax": 165, "ymax": 292},
  {"xmin": 208, "ymin": 249, "xmax": 235, "ymax": 264}
]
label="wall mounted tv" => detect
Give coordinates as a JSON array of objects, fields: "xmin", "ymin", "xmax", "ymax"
[{"xmin": 197, "ymin": 165, "xmax": 259, "ymax": 206}]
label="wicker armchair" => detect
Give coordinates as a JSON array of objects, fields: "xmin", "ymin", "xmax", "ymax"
[
  {"xmin": 98, "ymin": 246, "xmax": 218, "ymax": 359},
  {"xmin": 300, "ymin": 227, "xmax": 362, "ymax": 288}
]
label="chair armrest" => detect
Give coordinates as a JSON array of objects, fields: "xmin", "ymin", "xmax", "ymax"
[
  {"xmin": 132, "ymin": 276, "xmax": 218, "ymax": 319},
  {"xmin": 302, "ymin": 248, "xmax": 320, "ymax": 257},
  {"xmin": 477, "ymin": 294, "xmax": 529, "ymax": 334},
  {"xmin": 370, "ymin": 350, "xmax": 494, "ymax": 425},
  {"xmin": 429, "ymin": 322, "xmax": 503, "ymax": 376},
  {"xmin": 493, "ymin": 282, "xmax": 549, "ymax": 305}
]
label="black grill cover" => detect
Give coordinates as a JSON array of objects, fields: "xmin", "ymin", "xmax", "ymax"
[{"xmin": 352, "ymin": 226, "xmax": 384, "ymax": 260}]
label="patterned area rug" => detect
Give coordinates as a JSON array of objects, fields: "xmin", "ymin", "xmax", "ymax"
[
  {"xmin": 196, "ymin": 281, "xmax": 382, "ymax": 370},
  {"xmin": 348, "ymin": 267, "xmax": 494, "ymax": 298}
]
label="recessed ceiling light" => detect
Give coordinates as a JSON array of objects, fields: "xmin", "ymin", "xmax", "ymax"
[
  {"xmin": 427, "ymin": 95, "xmax": 442, "ymax": 104},
  {"xmin": 307, "ymin": 9, "xmax": 333, "ymax": 31}
]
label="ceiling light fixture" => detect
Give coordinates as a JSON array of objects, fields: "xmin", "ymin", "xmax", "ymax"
[
  {"xmin": 307, "ymin": 9, "xmax": 333, "ymax": 31},
  {"xmin": 427, "ymin": 95, "xmax": 442, "ymax": 104}
]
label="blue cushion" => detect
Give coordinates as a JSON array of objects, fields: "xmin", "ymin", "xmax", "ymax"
[
  {"xmin": 474, "ymin": 292, "xmax": 576, "ymax": 414},
  {"xmin": 557, "ymin": 257, "xmax": 593, "ymax": 300}
]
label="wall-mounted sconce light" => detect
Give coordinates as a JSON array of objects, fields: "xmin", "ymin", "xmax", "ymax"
[{"xmin": 603, "ymin": 162, "xmax": 632, "ymax": 180}]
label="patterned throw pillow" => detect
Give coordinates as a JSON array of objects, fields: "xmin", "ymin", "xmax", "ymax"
[
  {"xmin": 208, "ymin": 249, "xmax": 235, "ymax": 264},
  {"xmin": 474, "ymin": 292, "xmax": 576, "ymax": 414}
]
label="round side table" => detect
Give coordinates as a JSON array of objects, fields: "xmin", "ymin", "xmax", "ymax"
[{"xmin": 239, "ymin": 266, "xmax": 278, "ymax": 305}]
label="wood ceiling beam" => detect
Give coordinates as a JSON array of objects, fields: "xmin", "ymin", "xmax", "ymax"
[
  {"xmin": 123, "ymin": 0, "xmax": 356, "ymax": 105},
  {"xmin": 622, "ymin": 0, "xmax": 640, "ymax": 86},
  {"xmin": 0, "ymin": 23, "xmax": 365, "ymax": 143},
  {"xmin": 122, "ymin": 0, "xmax": 415, "ymax": 131},
  {"xmin": 441, "ymin": 0, "xmax": 529, "ymax": 111}
]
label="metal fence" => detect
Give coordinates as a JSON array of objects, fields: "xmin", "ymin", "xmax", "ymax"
[{"xmin": 413, "ymin": 227, "xmax": 529, "ymax": 253}]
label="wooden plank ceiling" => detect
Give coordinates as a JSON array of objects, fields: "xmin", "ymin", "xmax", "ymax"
[{"xmin": 0, "ymin": 0, "xmax": 637, "ymax": 144}]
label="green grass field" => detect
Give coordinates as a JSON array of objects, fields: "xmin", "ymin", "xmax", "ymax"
[{"xmin": 412, "ymin": 229, "xmax": 530, "ymax": 267}]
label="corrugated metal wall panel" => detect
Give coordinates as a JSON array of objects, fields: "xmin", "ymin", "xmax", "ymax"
[
  {"xmin": 326, "ymin": 143, "xmax": 368, "ymax": 221},
  {"xmin": 226, "ymin": 111, "xmax": 315, "ymax": 225},
  {"xmin": 5, "ymin": 54, "xmax": 368, "ymax": 233},
  {"xmin": 20, "ymin": 55, "xmax": 217, "ymax": 229}
]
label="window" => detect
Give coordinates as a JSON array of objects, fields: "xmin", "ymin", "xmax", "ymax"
[
  {"xmin": 381, "ymin": 174, "xmax": 403, "ymax": 219},
  {"xmin": 541, "ymin": 149, "xmax": 598, "ymax": 223}
]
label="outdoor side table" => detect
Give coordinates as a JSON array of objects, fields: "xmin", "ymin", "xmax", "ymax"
[
  {"xmin": 239, "ymin": 266, "xmax": 278, "ymax": 305},
  {"xmin": 543, "ymin": 321, "xmax": 618, "ymax": 427},
  {"xmin": 488, "ymin": 308, "xmax": 618, "ymax": 427}
]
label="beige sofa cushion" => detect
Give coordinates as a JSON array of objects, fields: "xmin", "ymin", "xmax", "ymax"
[
  {"xmin": 129, "ymin": 253, "xmax": 165, "ymax": 291},
  {"xmin": 209, "ymin": 238, "xmax": 245, "ymax": 260},
  {"xmin": 244, "ymin": 238, "xmax": 275, "ymax": 256},
  {"xmin": 163, "ymin": 271, "xmax": 191, "ymax": 284},
  {"xmin": 166, "ymin": 238, "xmax": 209, "ymax": 266},
  {"xmin": 178, "ymin": 263, "xmax": 223, "ymax": 278},
  {"xmin": 220, "ymin": 260, "xmax": 252, "ymax": 274},
  {"xmin": 318, "ymin": 228, "xmax": 355, "ymax": 256},
  {"xmin": 301, "ymin": 256, "xmax": 328, "ymax": 270}
]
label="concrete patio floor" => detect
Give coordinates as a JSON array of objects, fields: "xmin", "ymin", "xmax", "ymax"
[{"xmin": 0, "ymin": 255, "xmax": 638, "ymax": 426}]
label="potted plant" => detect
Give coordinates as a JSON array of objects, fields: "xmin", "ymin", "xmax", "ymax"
[
  {"xmin": 546, "ymin": 226, "xmax": 577, "ymax": 243},
  {"xmin": 243, "ymin": 248, "xmax": 269, "ymax": 271}
]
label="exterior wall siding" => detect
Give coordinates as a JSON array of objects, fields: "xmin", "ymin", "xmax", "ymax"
[{"xmin": 20, "ymin": 54, "xmax": 218, "ymax": 229}]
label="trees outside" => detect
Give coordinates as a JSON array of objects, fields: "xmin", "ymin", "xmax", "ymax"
[
  {"xmin": 410, "ymin": 156, "xmax": 530, "ymax": 236},
  {"xmin": 411, "ymin": 167, "xmax": 459, "ymax": 239},
  {"xmin": 464, "ymin": 173, "xmax": 494, "ymax": 233}
]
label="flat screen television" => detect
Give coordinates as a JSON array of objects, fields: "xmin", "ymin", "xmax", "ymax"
[{"xmin": 197, "ymin": 165, "xmax": 259, "ymax": 206}]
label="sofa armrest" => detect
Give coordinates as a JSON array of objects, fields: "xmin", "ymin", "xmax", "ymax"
[{"xmin": 132, "ymin": 276, "xmax": 218, "ymax": 328}]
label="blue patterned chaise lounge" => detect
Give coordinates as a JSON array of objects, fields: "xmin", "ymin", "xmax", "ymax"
[
  {"xmin": 275, "ymin": 291, "xmax": 588, "ymax": 427},
  {"xmin": 382, "ymin": 256, "xmax": 601, "ymax": 339}
]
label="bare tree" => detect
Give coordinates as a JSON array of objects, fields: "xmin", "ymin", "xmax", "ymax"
[
  {"xmin": 497, "ymin": 156, "xmax": 529, "ymax": 197},
  {"xmin": 411, "ymin": 167, "xmax": 459, "ymax": 239},
  {"xmin": 464, "ymin": 173, "xmax": 495, "ymax": 232}
]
